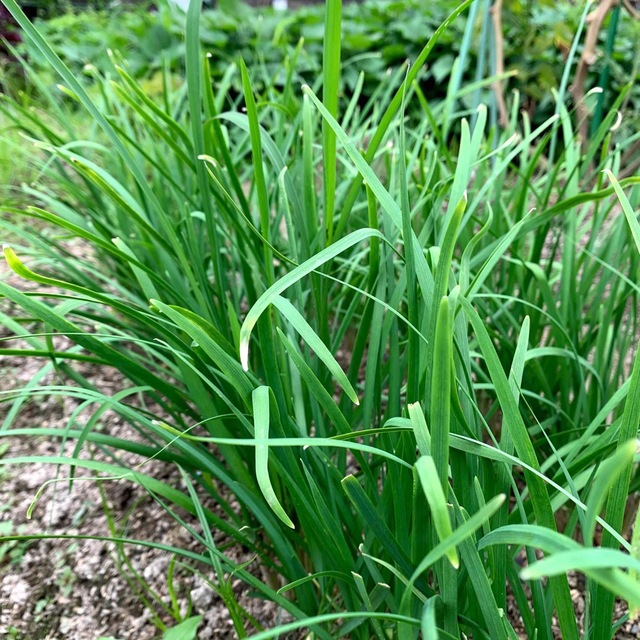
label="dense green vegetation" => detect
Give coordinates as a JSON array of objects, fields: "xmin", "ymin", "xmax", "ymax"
[
  {"xmin": 11, "ymin": 0, "xmax": 640, "ymax": 129},
  {"xmin": 1, "ymin": 0, "xmax": 640, "ymax": 638}
]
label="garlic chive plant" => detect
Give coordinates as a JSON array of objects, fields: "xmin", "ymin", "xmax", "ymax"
[{"xmin": 1, "ymin": 0, "xmax": 639, "ymax": 637}]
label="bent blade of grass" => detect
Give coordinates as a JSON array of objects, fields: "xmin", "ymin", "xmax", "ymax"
[
  {"xmin": 483, "ymin": 527, "xmax": 640, "ymax": 611},
  {"xmin": 479, "ymin": 523, "xmax": 579, "ymax": 551},
  {"xmin": 272, "ymin": 296, "xmax": 358, "ymax": 405},
  {"xmin": 421, "ymin": 597, "xmax": 439, "ymax": 640},
  {"xmin": 252, "ymin": 386, "xmax": 294, "ymax": 529},
  {"xmin": 517, "ymin": 177, "xmax": 640, "ymax": 238},
  {"xmin": 459, "ymin": 205, "xmax": 493, "ymax": 292},
  {"xmin": 248, "ymin": 612, "xmax": 420, "ymax": 640},
  {"xmin": 448, "ymin": 432, "xmax": 634, "ymax": 551},
  {"xmin": 277, "ymin": 328, "xmax": 348, "ymax": 436},
  {"xmin": 351, "ymin": 572, "xmax": 387, "ymax": 640},
  {"xmin": 277, "ymin": 570, "xmax": 354, "ymax": 595},
  {"xmin": 239, "ymin": 227, "xmax": 383, "ymax": 370},
  {"xmin": 415, "ymin": 456, "xmax": 458, "ymax": 568},
  {"xmin": 522, "ymin": 547, "xmax": 640, "ymax": 581},
  {"xmin": 92, "ymin": 424, "xmax": 413, "ymax": 470},
  {"xmin": 360, "ymin": 548, "xmax": 426, "ymax": 607}
]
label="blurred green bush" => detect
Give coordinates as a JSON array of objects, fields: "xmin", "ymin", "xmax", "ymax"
[{"xmin": 13, "ymin": 0, "xmax": 640, "ymax": 124}]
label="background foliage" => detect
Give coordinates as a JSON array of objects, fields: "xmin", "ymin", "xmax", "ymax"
[{"xmin": 12, "ymin": 0, "xmax": 640, "ymax": 124}]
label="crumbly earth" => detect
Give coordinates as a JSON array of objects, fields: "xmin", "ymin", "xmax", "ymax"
[
  {"xmin": 1, "ymin": 245, "xmax": 639, "ymax": 640},
  {"xmin": 0, "ymin": 361, "xmax": 248, "ymax": 640}
]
